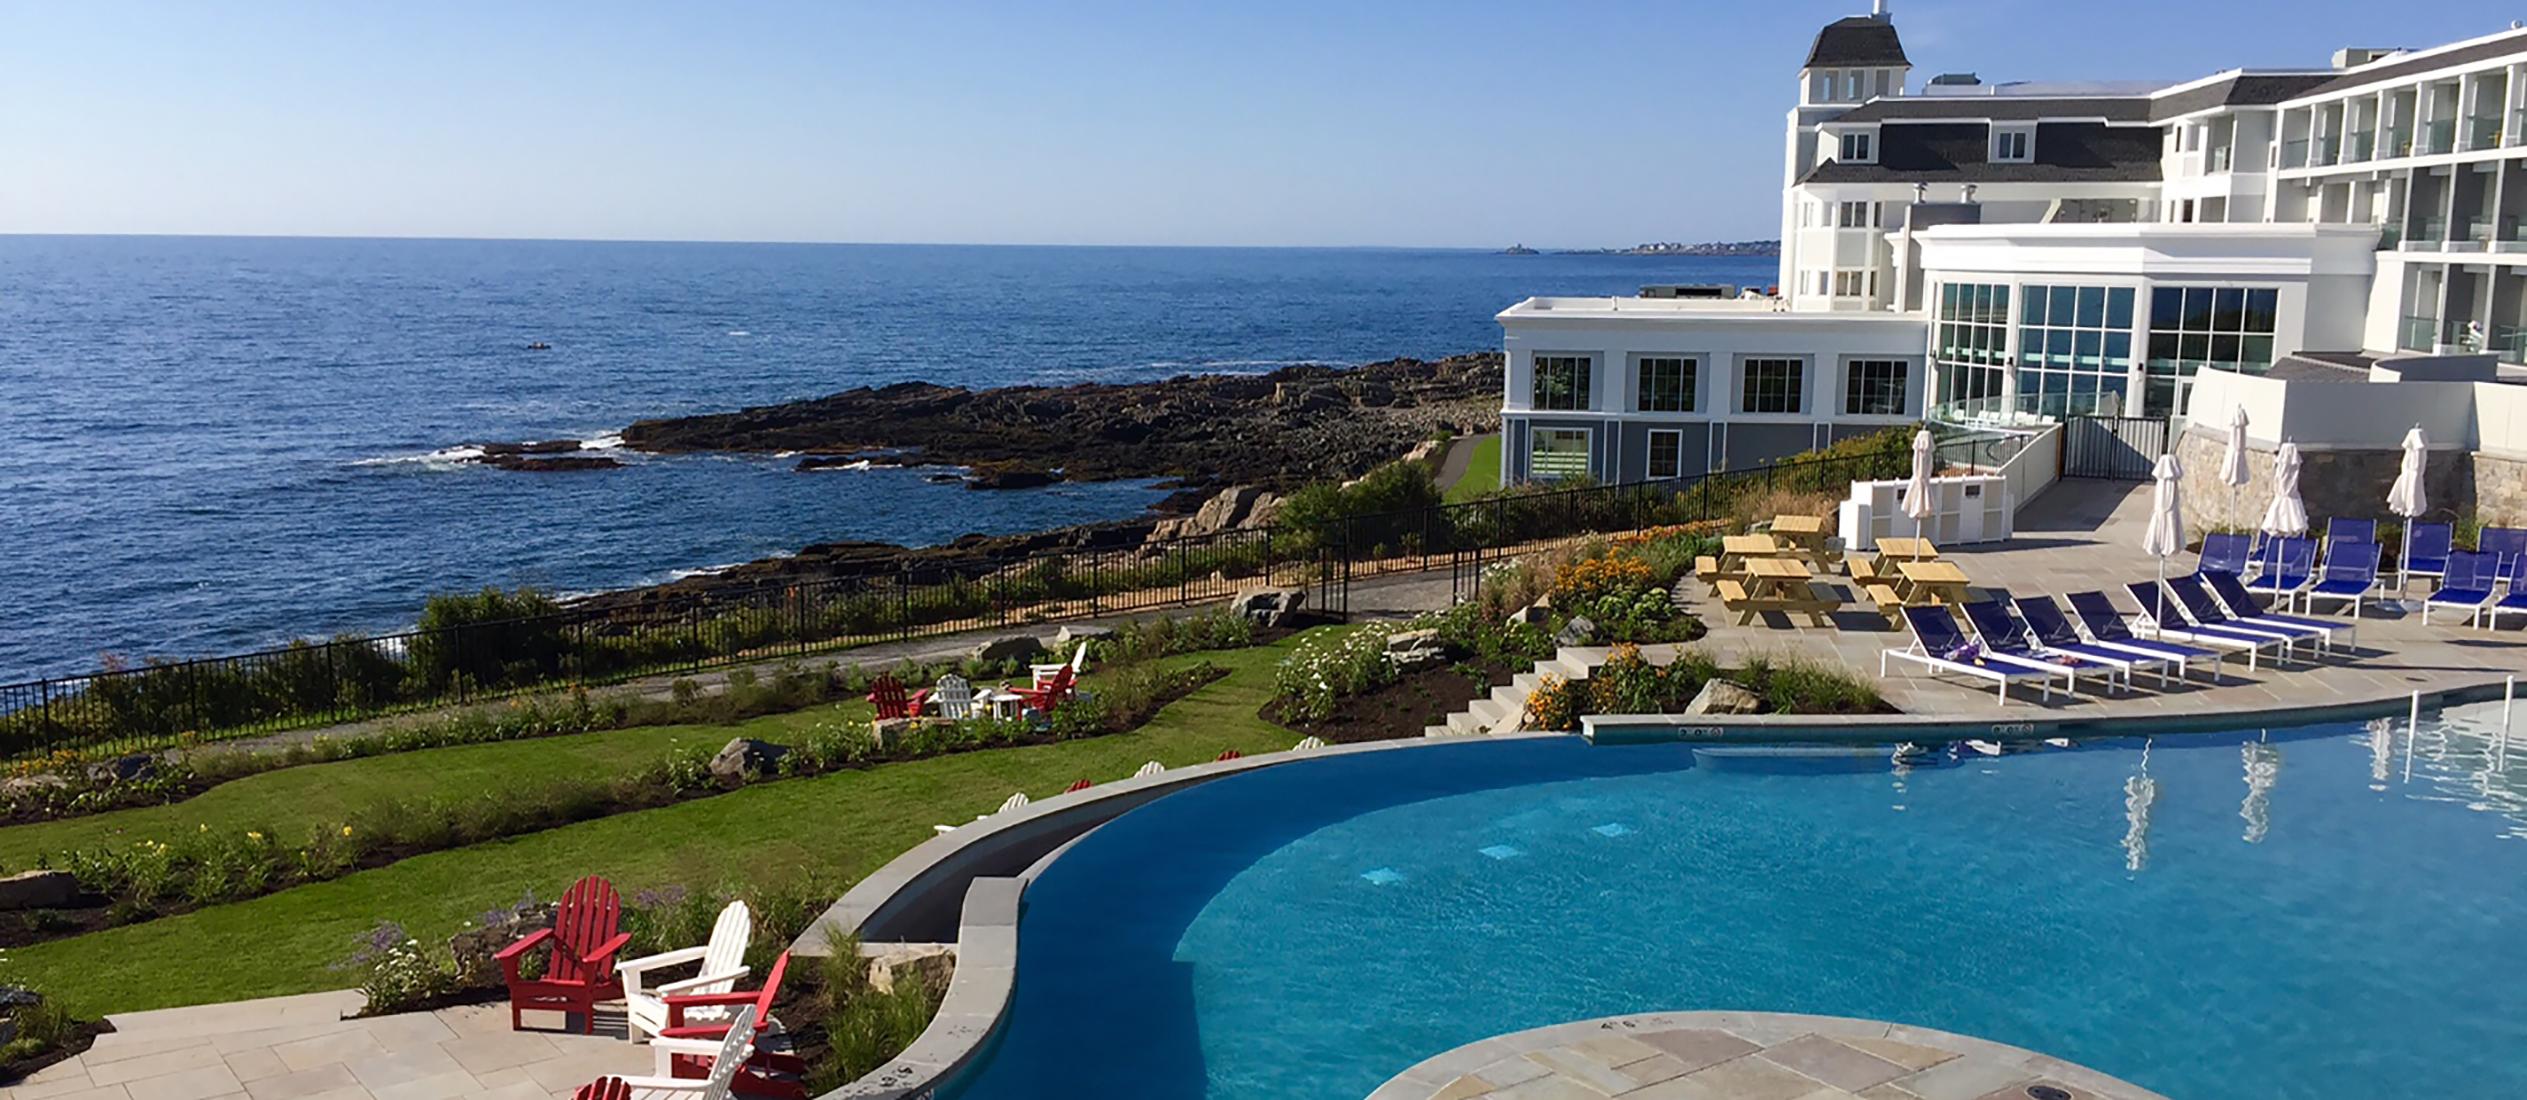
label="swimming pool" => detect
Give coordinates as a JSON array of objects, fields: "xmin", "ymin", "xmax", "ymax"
[{"xmin": 944, "ymin": 702, "xmax": 2527, "ymax": 1099}]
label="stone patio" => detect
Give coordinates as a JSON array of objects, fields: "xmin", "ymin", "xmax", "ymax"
[
  {"xmin": 6, "ymin": 992, "xmax": 649, "ymax": 1100},
  {"xmin": 1367, "ymin": 1011, "xmax": 2164, "ymax": 1100},
  {"xmin": 1675, "ymin": 479, "xmax": 2524, "ymax": 717}
]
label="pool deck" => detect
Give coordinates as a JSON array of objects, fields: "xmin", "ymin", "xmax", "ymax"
[
  {"xmin": 1367, "ymin": 1011, "xmax": 2164, "ymax": 1100},
  {"xmin": 1671, "ymin": 480, "xmax": 2523, "ymax": 718}
]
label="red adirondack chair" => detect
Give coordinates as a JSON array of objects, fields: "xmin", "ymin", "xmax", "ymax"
[
  {"xmin": 1215, "ymin": 749, "xmax": 1243, "ymax": 762},
  {"xmin": 656, "ymin": 952, "xmax": 806, "ymax": 1099},
  {"xmin": 1063, "ymin": 778, "xmax": 1092, "ymax": 793},
  {"xmin": 867, "ymin": 674, "xmax": 912, "ymax": 721},
  {"xmin": 572, "ymin": 1079, "xmax": 632, "ymax": 1100},
  {"xmin": 496, "ymin": 875, "xmax": 631, "ymax": 1033},
  {"xmin": 1010, "ymin": 663, "xmax": 1075, "ymax": 713}
]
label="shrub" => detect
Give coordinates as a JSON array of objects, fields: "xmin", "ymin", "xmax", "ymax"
[
  {"xmin": 406, "ymin": 588, "xmax": 570, "ymax": 694},
  {"xmin": 1521, "ymin": 675, "xmax": 1582, "ymax": 732},
  {"xmin": 1270, "ymin": 626, "xmax": 1399, "ymax": 723}
]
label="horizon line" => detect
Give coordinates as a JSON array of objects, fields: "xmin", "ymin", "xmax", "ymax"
[{"xmin": 0, "ymin": 230, "xmax": 1782, "ymax": 254}]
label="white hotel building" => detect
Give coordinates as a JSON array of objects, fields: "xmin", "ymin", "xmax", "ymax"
[{"xmin": 1495, "ymin": 2, "xmax": 2527, "ymax": 491}]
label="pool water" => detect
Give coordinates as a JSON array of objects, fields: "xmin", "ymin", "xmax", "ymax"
[{"xmin": 946, "ymin": 703, "xmax": 2527, "ymax": 1099}]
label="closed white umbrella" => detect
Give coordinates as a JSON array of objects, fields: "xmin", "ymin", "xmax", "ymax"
[
  {"xmin": 2259, "ymin": 441, "xmax": 2309, "ymax": 610},
  {"xmin": 1903, "ymin": 429, "xmax": 1936, "ymax": 557},
  {"xmin": 2387, "ymin": 425, "xmax": 2429, "ymax": 595},
  {"xmin": 2143, "ymin": 452, "xmax": 2186, "ymax": 595},
  {"xmin": 2218, "ymin": 406, "xmax": 2251, "ymax": 530}
]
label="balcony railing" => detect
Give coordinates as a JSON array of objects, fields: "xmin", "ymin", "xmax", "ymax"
[
  {"xmin": 2491, "ymin": 325, "xmax": 2527, "ymax": 360},
  {"xmin": 2379, "ymin": 225, "xmax": 2403, "ymax": 249},
  {"xmin": 2466, "ymin": 115, "xmax": 2505, "ymax": 150},
  {"xmin": 2414, "ymin": 217, "xmax": 2449, "ymax": 246},
  {"xmin": 2281, "ymin": 138, "xmax": 2309, "ymax": 169},
  {"xmin": 2400, "ymin": 315, "xmax": 2446, "ymax": 351},
  {"xmin": 2344, "ymin": 132, "xmax": 2374, "ymax": 163},
  {"xmin": 2383, "ymin": 128, "xmax": 2414, "ymax": 158},
  {"xmin": 2422, "ymin": 119, "xmax": 2458, "ymax": 155},
  {"xmin": 2208, "ymin": 145, "xmax": 2234, "ymax": 173},
  {"xmin": 2313, "ymin": 137, "xmax": 2340, "ymax": 166}
]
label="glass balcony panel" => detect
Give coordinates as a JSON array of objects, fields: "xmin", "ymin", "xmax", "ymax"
[
  {"xmin": 2423, "ymin": 119, "xmax": 2457, "ymax": 155},
  {"xmin": 2345, "ymin": 133, "xmax": 2374, "ymax": 162},
  {"xmin": 2282, "ymin": 138, "xmax": 2309, "ymax": 168},
  {"xmin": 2384, "ymin": 128, "xmax": 2413, "ymax": 157},
  {"xmin": 2467, "ymin": 116, "xmax": 2503, "ymax": 150}
]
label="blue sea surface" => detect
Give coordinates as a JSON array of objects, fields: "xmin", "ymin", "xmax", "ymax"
[
  {"xmin": 951, "ymin": 704, "xmax": 2527, "ymax": 1099},
  {"xmin": 0, "ymin": 236, "xmax": 1771, "ymax": 680}
]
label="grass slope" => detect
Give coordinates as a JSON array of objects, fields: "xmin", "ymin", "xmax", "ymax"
[
  {"xmin": 1443, "ymin": 434, "xmax": 1501, "ymax": 504},
  {"xmin": 11, "ymin": 639, "xmax": 1314, "ymax": 1017}
]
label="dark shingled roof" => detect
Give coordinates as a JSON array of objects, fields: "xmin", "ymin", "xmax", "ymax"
[
  {"xmin": 2297, "ymin": 31, "xmax": 2527, "ymax": 99},
  {"xmin": 1801, "ymin": 121, "xmax": 2164, "ymax": 184},
  {"xmin": 1805, "ymin": 16, "xmax": 1909, "ymax": 68},
  {"xmin": 1837, "ymin": 96, "xmax": 2154, "ymax": 123},
  {"xmin": 2148, "ymin": 73, "xmax": 2338, "ymax": 122}
]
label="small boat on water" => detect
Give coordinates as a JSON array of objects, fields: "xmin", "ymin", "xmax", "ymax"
[{"xmin": 525, "ymin": 341, "xmax": 551, "ymax": 350}]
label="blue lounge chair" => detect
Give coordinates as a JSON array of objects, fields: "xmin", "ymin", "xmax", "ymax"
[
  {"xmin": 2240, "ymin": 537, "xmax": 2318, "ymax": 609},
  {"xmin": 2162, "ymin": 574, "xmax": 2333, "ymax": 655},
  {"xmin": 2024, "ymin": 594, "xmax": 2218, "ymax": 683},
  {"xmin": 1957, "ymin": 600, "xmax": 2129, "ymax": 693},
  {"xmin": 2116, "ymin": 582, "xmax": 2289, "ymax": 670},
  {"xmin": 1880, "ymin": 605, "xmax": 2065, "ymax": 705},
  {"xmin": 2488, "ymin": 575, "xmax": 2527, "ymax": 630},
  {"xmin": 2197, "ymin": 532, "xmax": 2251, "ymax": 576},
  {"xmin": 2327, "ymin": 518, "xmax": 2377, "ymax": 547},
  {"xmin": 2423, "ymin": 552, "xmax": 2500, "ymax": 626},
  {"xmin": 1967, "ymin": 599, "xmax": 2169, "ymax": 689},
  {"xmin": 2403, "ymin": 522, "xmax": 2454, "ymax": 590},
  {"xmin": 2300, "ymin": 540, "xmax": 2382, "ymax": 617},
  {"xmin": 2483, "ymin": 527, "xmax": 2527, "ymax": 586},
  {"xmin": 2200, "ymin": 570, "xmax": 2358, "ymax": 649}
]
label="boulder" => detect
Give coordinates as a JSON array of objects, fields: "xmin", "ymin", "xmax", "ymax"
[
  {"xmin": 1686, "ymin": 680, "xmax": 1765, "ymax": 716},
  {"xmin": 1145, "ymin": 485, "xmax": 1281, "ymax": 543},
  {"xmin": 1403, "ymin": 439, "xmax": 1444, "ymax": 464},
  {"xmin": 1507, "ymin": 605, "xmax": 1552, "ymax": 628},
  {"xmin": 1554, "ymin": 616, "xmax": 1598, "ymax": 647},
  {"xmin": 970, "ymin": 635, "xmax": 1050, "ymax": 667},
  {"xmin": 964, "ymin": 465, "xmax": 1060, "ymax": 490},
  {"xmin": 449, "ymin": 899, "xmax": 557, "ymax": 985},
  {"xmin": 863, "ymin": 943, "xmax": 955, "ymax": 995},
  {"xmin": 709, "ymin": 738, "xmax": 791, "ymax": 785},
  {"xmin": 478, "ymin": 454, "xmax": 625, "ymax": 472},
  {"xmin": 1383, "ymin": 628, "xmax": 1440, "ymax": 653},
  {"xmin": 1055, "ymin": 624, "xmax": 1116, "ymax": 645},
  {"xmin": 0, "ymin": 869, "xmax": 80, "ymax": 911},
  {"xmin": 100, "ymin": 754, "xmax": 157, "ymax": 784},
  {"xmin": 1233, "ymin": 587, "xmax": 1307, "ymax": 628},
  {"xmin": 870, "ymin": 717, "xmax": 916, "ymax": 749}
]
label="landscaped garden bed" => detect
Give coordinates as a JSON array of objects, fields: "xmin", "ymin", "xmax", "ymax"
[
  {"xmin": 1522, "ymin": 644, "xmax": 1893, "ymax": 731},
  {"xmin": 0, "ymin": 615, "xmax": 1267, "ymax": 949}
]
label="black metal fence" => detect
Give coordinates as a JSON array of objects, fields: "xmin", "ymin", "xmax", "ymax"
[{"xmin": 0, "ymin": 437, "xmax": 1926, "ymax": 760}]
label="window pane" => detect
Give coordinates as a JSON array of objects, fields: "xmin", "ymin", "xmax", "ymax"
[
  {"xmin": 2049, "ymin": 288, "xmax": 2076, "ymax": 326},
  {"xmin": 2075, "ymin": 330, "xmax": 2103, "ymax": 368},
  {"xmin": 2246, "ymin": 288, "xmax": 2279, "ymax": 332},
  {"xmin": 2152, "ymin": 287, "xmax": 2182, "ymax": 329},
  {"xmin": 2077, "ymin": 287, "xmax": 2106, "ymax": 328},
  {"xmin": 2108, "ymin": 288, "xmax": 2135, "ymax": 329},
  {"xmin": 2021, "ymin": 285, "xmax": 2048, "ymax": 324},
  {"xmin": 2182, "ymin": 288, "xmax": 2214, "ymax": 329},
  {"xmin": 2213, "ymin": 288, "xmax": 2246, "ymax": 328},
  {"xmin": 2106, "ymin": 331, "xmax": 2132, "ymax": 363},
  {"xmin": 1531, "ymin": 429, "xmax": 1591, "ymax": 481},
  {"xmin": 2241, "ymin": 335, "xmax": 2274, "ymax": 367}
]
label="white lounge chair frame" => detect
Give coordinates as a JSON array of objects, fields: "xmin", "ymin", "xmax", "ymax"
[{"xmin": 629, "ymin": 1005, "xmax": 758, "ymax": 1100}]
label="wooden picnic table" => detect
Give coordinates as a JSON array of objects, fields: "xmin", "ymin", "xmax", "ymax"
[
  {"xmin": 1872, "ymin": 537, "xmax": 1939, "ymax": 563},
  {"xmin": 1720, "ymin": 557, "xmax": 1834, "ymax": 626},
  {"xmin": 1895, "ymin": 559, "xmax": 1972, "ymax": 607},
  {"xmin": 1769, "ymin": 515, "xmax": 1829, "ymax": 552},
  {"xmin": 1722, "ymin": 533, "xmax": 1785, "ymax": 560}
]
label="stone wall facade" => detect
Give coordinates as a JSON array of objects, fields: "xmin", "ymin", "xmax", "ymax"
[{"xmin": 2169, "ymin": 426, "xmax": 2525, "ymax": 532}]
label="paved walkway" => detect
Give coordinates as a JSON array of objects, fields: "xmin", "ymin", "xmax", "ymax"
[
  {"xmin": 7, "ymin": 992, "xmax": 648, "ymax": 1100},
  {"xmin": 1678, "ymin": 480, "xmax": 2524, "ymax": 716},
  {"xmin": 1369, "ymin": 1011, "xmax": 2162, "ymax": 1100}
]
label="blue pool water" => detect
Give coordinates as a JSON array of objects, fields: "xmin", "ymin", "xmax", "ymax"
[{"xmin": 949, "ymin": 704, "xmax": 2527, "ymax": 1099}]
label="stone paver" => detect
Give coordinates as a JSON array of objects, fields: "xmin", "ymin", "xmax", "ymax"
[
  {"xmin": 1368, "ymin": 1011, "xmax": 2165, "ymax": 1100},
  {"xmin": 1672, "ymin": 480, "xmax": 2524, "ymax": 718},
  {"xmin": 7, "ymin": 993, "xmax": 648, "ymax": 1100}
]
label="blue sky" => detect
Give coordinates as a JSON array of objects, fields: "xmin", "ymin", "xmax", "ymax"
[{"xmin": 3, "ymin": 0, "xmax": 2520, "ymax": 247}]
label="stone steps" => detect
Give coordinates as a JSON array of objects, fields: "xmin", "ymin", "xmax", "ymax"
[{"xmin": 1427, "ymin": 645, "xmax": 1605, "ymax": 738}]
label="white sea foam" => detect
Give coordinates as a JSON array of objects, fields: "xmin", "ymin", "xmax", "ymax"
[
  {"xmin": 728, "ymin": 330, "xmax": 751, "ymax": 337},
  {"xmin": 580, "ymin": 432, "xmax": 625, "ymax": 451},
  {"xmin": 350, "ymin": 444, "xmax": 486, "ymax": 469}
]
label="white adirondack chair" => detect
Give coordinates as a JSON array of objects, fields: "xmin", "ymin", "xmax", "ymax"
[
  {"xmin": 1032, "ymin": 641, "xmax": 1088, "ymax": 690},
  {"xmin": 1133, "ymin": 760, "xmax": 1164, "ymax": 779},
  {"xmin": 931, "ymin": 674, "xmax": 975, "ymax": 720},
  {"xmin": 619, "ymin": 901, "xmax": 752, "ymax": 1043},
  {"xmin": 609, "ymin": 1005, "xmax": 757, "ymax": 1100},
  {"xmin": 934, "ymin": 791, "xmax": 1030, "ymax": 834},
  {"xmin": 1291, "ymin": 736, "xmax": 1326, "ymax": 752}
]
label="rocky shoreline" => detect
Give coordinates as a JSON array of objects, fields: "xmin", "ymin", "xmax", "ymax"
[{"xmin": 561, "ymin": 353, "xmax": 1499, "ymax": 611}]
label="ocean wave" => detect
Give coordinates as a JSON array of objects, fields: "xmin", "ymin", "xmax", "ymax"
[
  {"xmin": 728, "ymin": 330, "xmax": 751, "ymax": 337},
  {"xmin": 579, "ymin": 432, "xmax": 626, "ymax": 451},
  {"xmin": 349, "ymin": 444, "xmax": 486, "ymax": 469}
]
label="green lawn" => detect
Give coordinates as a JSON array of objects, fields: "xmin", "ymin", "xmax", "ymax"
[
  {"xmin": 10, "ymin": 636, "xmax": 1318, "ymax": 1017},
  {"xmin": 1443, "ymin": 433, "xmax": 1501, "ymax": 503}
]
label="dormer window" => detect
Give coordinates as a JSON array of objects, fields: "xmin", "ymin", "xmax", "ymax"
[
  {"xmin": 1839, "ymin": 130, "xmax": 1876, "ymax": 163},
  {"xmin": 1992, "ymin": 125, "xmax": 2034, "ymax": 164}
]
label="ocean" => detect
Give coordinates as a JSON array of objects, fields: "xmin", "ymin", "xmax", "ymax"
[{"xmin": 0, "ymin": 236, "xmax": 1772, "ymax": 682}]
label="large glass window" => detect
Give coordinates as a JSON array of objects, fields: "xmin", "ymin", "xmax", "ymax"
[
  {"xmin": 1839, "ymin": 131, "xmax": 1874, "ymax": 162},
  {"xmin": 1530, "ymin": 355, "xmax": 1593, "ymax": 411},
  {"xmin": 2146, "ymin": 286, "xmax": 2280, "ymax": 415},
  {"xmin": 2017, "ymin": 284, "xmax": 2137, "ymax": 418},
  {"xmin": 1635, "ymin": 356, "xmax": 1695, "ymax": 413},
  {"xmin": 1529, "ymin": 428, "xmax": 1591, "ymax": 482},
  {"xmin": 1844, "ymin": 360, "xmax": 1910, "ymax": 416},
  {"xmin": 1934, "ymin": 282, "xmax": 2011, "ymax": 411},
  {"xmin": 1741, "ymin": 358, "xmax": 1805, "ymax": 414},
  {"xmin": 1646, "ymin": 429, "xmax": 1684, "ymax": 480}
]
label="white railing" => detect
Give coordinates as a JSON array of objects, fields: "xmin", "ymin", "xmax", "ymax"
[
  {"xmin": 1991, "ymin": 423, "xmax": 2063, "ymax": 511},
  {"xmin": 2184, "ymin": 367, "xmax": 2526, "ymax": 458}
]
